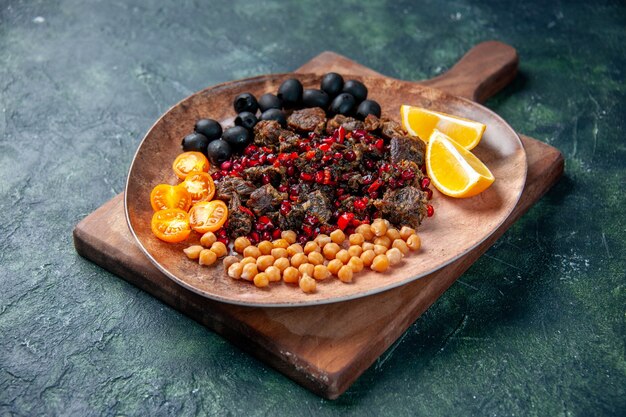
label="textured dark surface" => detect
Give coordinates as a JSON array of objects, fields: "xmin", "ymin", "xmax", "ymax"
[{"xmin": 1, "ymin": 0, "xmax": 625, "ymax": 416}]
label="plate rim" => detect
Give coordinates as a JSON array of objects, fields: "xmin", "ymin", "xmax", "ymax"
[{"xmin": 124, "ymin": 73, "xmax": 527, "ymax": 308}]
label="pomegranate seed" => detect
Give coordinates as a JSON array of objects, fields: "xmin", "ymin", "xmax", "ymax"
[
  {"xmin": 261, "ymin": 231, "xmax": 272, "ymax": 241},
  {"xmin": 258, "ymin": 154, "xmax": 267, "ymax": 164},
  {"xmin": 278, "ymin": 184, "xmax": 288, "ymax": 192},
  {"xmin": 232, "ymin": 162, "xmax": 242, "ymax": 172},
  {"xmin": 249, "ymin": 232, "xmax": 259, "ymax": 244},
  {"xmin": 353, "ymin": 129, "xmax": 367, "ymax": 138},
  {"xmin": 304, "ymin": 214, "xmax": 318, "ymax": 225},
  {"xmin": 336, "ymin": 188, "xmax": 345, "ymax": 196},
  {"xmin": 401, "ymin": 170, "xmax": 414, "ymax": 181},
  {"xmin": 262, "ymin": 174, "xmax": 271, "ymax": 184},
  {"xmin": 297, "ymin": 235, "xmax": 308, "ymax": 245},
  {"xmin": 300, "ymin": 172, "xmax": 313, "ymax": 182},
  {"xmin": 272, "ymin": 229, "xmax": 282, "ymax": 239},
  {"xmin": 267, "ymin": 154, "xmax": 277, "ymax": 164},
  {"xmin": 379, "ymin": 163, "xmax": 390, "ymax": 173},
  {"xmin": 220, "ymin": 161, "xmax": 232, "ymax": 170},
  {"xmin": 370, "ymin": 191, "xmax": 379, "ymax": 199},
  {"xmin": 289, "ymin": 152, "xmax": 298, "ymax": 160},
  {"xmin": 286, "ymin": 166, "xmax": 295, "ymax": 176},
  {"xmin": 211, "ymin": 172, "xmax": 222, "ymax": 180},
  {"xmin": 425, "ymin": 187, "xmax": 433, "ymax": 200},
  {"xmin": 333, "ymin": 152, "xmax": 342, "ymax": 160},
  {"xmin": 305, "ymin": 150, "xmax": 316, "ymax": 160},
  {"xmin": 427, "ymin": 204, "xmax": 434, "ymax": 217},
  {"xmin": 278, "ymin": 153, "xmax": 289, "ymax": 163},
  {"xmin": 322, "ymin": 155, "xmax": 332, "ymax": 163},
  {"xmin": 364, "ymin": 159, "xmax": 375, "ymax": 169},
  {"xmin": 258, "ymin": 216, "xmax": 272, "ymax": 225},
  {"xmin": 217, "ymin": 237, "xmax": 229, "ymax": 245},
  {"xmin": 314, "ymin": 171, "xmax": 324, "ymax": 183},
  {"xmin": 318, "ymin": 143, "xmax": 331, "ymax": 152},
  {"xmin": 367, "ymin": 179, "xmax": 383, "ymax": 194},
  {"xmin": 337, "ymin": 212, "xmax": 354, "ymax": 230},
  {"xmin": 421, "ymin": 177, "xmax": 431, "ymax": 189},
  {"xmin": 354, "ymin": 198, "xmax": 367, "ymax": 211},
  {"xmin": 244, "ymin": 145, "xmax": 258, "ymax": 156},
  {"xmin": 374, "ymin": 139, "xmax": 384, "ymax": 152},
  {"xmin": 344, "ymin": 151, "xmax": 356, "ymax": 162},
  {"xmin": 280, "ymin": 201, "xmax": 291, "ymax": 215},
  {"xmin": 302, "ymin": 225, "xmax": 314, "ymax": 237},
  {"xmin": 217, "ymin": 229, "xmax": 228, "ymax": 238},
  {"xmin": 362, "ymin": 174, "xmax": 374, "ymax": 185}
]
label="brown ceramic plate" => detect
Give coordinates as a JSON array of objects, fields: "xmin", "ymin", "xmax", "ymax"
[{"xmin": 125, "ymin": 73, "xmax": 526, "ymax": 307}]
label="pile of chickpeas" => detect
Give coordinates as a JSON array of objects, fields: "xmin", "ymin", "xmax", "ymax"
[{"xmin": 183, "ymin": 218, "xmax": 421, "ymax": 293}]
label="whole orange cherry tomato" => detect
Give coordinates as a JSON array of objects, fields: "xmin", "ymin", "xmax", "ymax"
[
  {"xmin": 188, "ymin": 200, "xmax": 228, "ymax": 233},
  {"xmin": 182, "ymin": 171, "xmax": 216, "ymax": 205},
  {"xmin": 151, "ymin": 208, "xmax": 191, "ymax": 243},
  {"xmin": 172, "ymin": 152, "xmax": 210, "ymax": 180},
  {"xmin": 150, "ymin": 184, "xmax": 192, "ymax": 212}
]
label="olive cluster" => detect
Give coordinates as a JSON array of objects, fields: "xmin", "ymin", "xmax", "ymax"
[{"xmin": 181, "ymin": 74, "xmax": 382, "ymax": 166}]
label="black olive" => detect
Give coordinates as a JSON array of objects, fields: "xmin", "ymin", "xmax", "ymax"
[
  {"xmin": 258, "ymin": 93, "xmax": 282, "ymax": 112},
  {"xmin": 233, "ymin": 92, "xmax": 259, "ymax": 114},
  {"xmin": 194, "ymin": 119, "xmax": 222, "ymax": 141},
  {"xmin": 181, "ymin": 132, "xmax": 209, "ymax": 154},
  {"xmin": 206, "ymin": 139, "xmax": 232, "ymax": 165},
  {"xmin": 356, "ymin": 99, "xmax": 381, "ymax": 120},
  {"xmin": 342, "ymin": 80, "xmax": 368, "ymax": 103},
  {"xmin": 329, "ymin": 93, "xmax": 356, "ymax": 116},
  {"xmin": 234, "ymin": 111, "xmax": 258, "ymax": 130},
  {"xmin": 302, "ymin": 89, "xmax": 330, "ymax": 109},
  {"xmin": 277, "ymin": 78, "xmax": 303, "ymax": 108},
  {"xmin": 222, "ymin": 126, "xmax": 251, "ymax": 151},
  {"xmin": 320, "ymin": 72, "xmax": 344, "ymax": 98},
  {"xmin": 260, "ymin": 108, "xmax": 287, "ymax": 127}
]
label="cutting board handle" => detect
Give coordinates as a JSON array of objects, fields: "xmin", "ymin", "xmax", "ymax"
[{"xmin": 420, "ymin": 41, "xmax": 519, "ymax": 103}]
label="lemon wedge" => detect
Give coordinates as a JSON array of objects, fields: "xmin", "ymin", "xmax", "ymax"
[
  {"xmin": 426, "ymin": 130, "xmax": 495, "ymax": 198},
  {"xmin": 401, "ymin": 105, "xmax": 486, "ymax": 150}
]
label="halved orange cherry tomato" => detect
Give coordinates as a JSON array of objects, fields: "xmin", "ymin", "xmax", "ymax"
[
  {"xmin": 151, "ymin": 208, "xmax": 191, "ymax": 243},
  {"xmin": 172, "ymin": 152, "xmax": 210, "ymax": 180},
  {"xmin": 182, "ymin": 171, "xmax": 216, "ymax": 205},
  {"xmin": 150, "ymin": 184, "xmax": 192, "ymax": 212},
  {"xmin": 188, "ymin": 200, "xmax": 228, "ymax": 233}
]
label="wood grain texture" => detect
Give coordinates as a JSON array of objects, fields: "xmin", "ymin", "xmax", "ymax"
[{"xmin": 73, "ymin": 42, "xmax": 563, "ymax": 399}]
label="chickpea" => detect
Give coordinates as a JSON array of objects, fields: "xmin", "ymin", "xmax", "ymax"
[
  {"xmin": 227, "ymin": 262, "xmax": 243, "ymax": 279},
  {"xmin": 386, "ymin": 247, "xmax": 403, "ymax": 265},
  {"xmin": 200, "ymin": 231, "xmax": 217, "ymax": 247},
  {"xmin": 337, "ymin": 265, "xmax": 353, "ymax": 283},
  {"xmin": 290, "ymin": 252, "xmax": 308, "ymax": 268},
  {"xmin": 256, "ymin": 255, "xmax": 275, "ymax": 271},
  {"xmin": 371, "ymin": 254, "xmax": 390, "ymax": 272},
  {"xmin": 386, "ymin": 228, "xmax": 401, "ymax": 241},
  {"xmin": 406, "ymin": 234, "xmax": 421, "ymax": 251},
  {"xmin": 272, "ymin": 238, "xmax": 289, "ymax": 249},
  {"xmin": 303, "ymin": 241, "xmax": 320, "ymax": 254},
  {"xmin": 282, "ymin": 266, "xmax": 300, "ymax": 284},
  {"xmin": 327, "ymin": 259, "xmax": 344, "ymax": 275},
  {"xmin": 374, "ymin": 244, "xmax": 388, "ymax": 255},
  {"xmin": 360, "ymin": 249, "xmax": 376, "ymax": 267},
  {"xmin": 271, "ymin": 248, "xmax": 288, "ymax": 259},
  {"xmin": 281, "ymin": 230, "xmax": 297, "ymax": 244},
  {"xmin": 273, "ymin": 257, "xmax": 290, "ymax": 272},
  {"xmin": 374, "ymin": 236, "xmax": 392, "ymax": 248},
  {"xmin": 308, "ymin": 251, "xmax": 325, "ymax": 266},
  {"xmin": 347, "ymin": 245, "xmax": 363, "ymax": 257},
  {"xmin": 335, "ymin": 249, "xmax": 350, "ymax": 264},
  {"xmin": 210, "ymin": 241, "xmax": 228, "ymax": 258},
  {"xmin": 254, "ymin": 272, "xmax": 269, "ymax": 288},
  {"xmin": 400, "ymin": 226, "xmax": 415, "ymax": 240},
  {"xmin": 348, "ymin": 233, "xmax": 365, "ymax": 246},
  {"xmin": 241, "ymin": 263, "xmax": 258, "ymax": 281},
  {"xmin": 243, "ymin": 245, "xmax": 261, "ymax": 259},
  {"xmin": 183, "ymin": 245, "xmax": 203, "ymax": 260},
  {"xmin": 322, "ymin": 242, "xmax": 341, "ymax": 260},
  {"xmin": 314, "ymin": 234, "xmax": 331, "ymax": 248},
  {"xmin": 298, "ymin": 263, "xmax": 315, "ymax": 277},
  {"xmin": 240, "ymin": 256, "xmax": 256, "ymax": 266},
  {"xmin": 392, "ymin": 239, "xmax": 410, "ymax": 255},
  {"xmin": 313, "ymin": 264, "xmax": 330, "ymax": 280},
  {"xmin": 199, "ymin": 249, "xmax": 218, "ymax": 266},
  {"xmin": 258, "ymin": 240, "xmax": 273, "ymax": 255},
  {"xmin": 233, "ymin": 236, "xmax": 251, "ymax": 254},
  {"xmin": 287, "ymin": 243, "xmax": 304, "ymax": 256},
  {"xmin": 371, "ymin": 219, "xmax": 388, "ymax": 237},
  {"xmin": 330, "ymin": 229, "xmax": 346, "ymax": 244},
  {"xmin": 355, "ymin": 224, "xmax": 375, "ymax": 241},
  {"xmin": 362, "ymin": 242, "xmax": 375, "ymax": 251},
  {"xmin": 299, "ymin": 274, "xmax": 316, "ymax": 293},
  {"xmin": 265, "ymin": 266, "xmax": 281, "ymax": 282},
  {"xmin": 348, "ymin": 256, "xmax": 364, "ymax": 273},
  {"xmin": 222, "ymin": 255, "xmax": 240, "ymax": 271}
]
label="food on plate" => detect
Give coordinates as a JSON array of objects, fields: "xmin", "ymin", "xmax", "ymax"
[
  {"xmin": 400, "ymin": 105, "xmax": 486, "ymax": 150},
  {"xmin": 147, "ymin": 73, "xmax": 495, "ymax": 293},
  {"xmin": 426, "ymin": 130, "xmax": 494, "ymax": 198}
]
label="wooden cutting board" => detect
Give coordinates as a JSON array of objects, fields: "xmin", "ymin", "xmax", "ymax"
[{"xmin": 73, "ymin": 41, "xmax": 564, "ymax": 399}]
